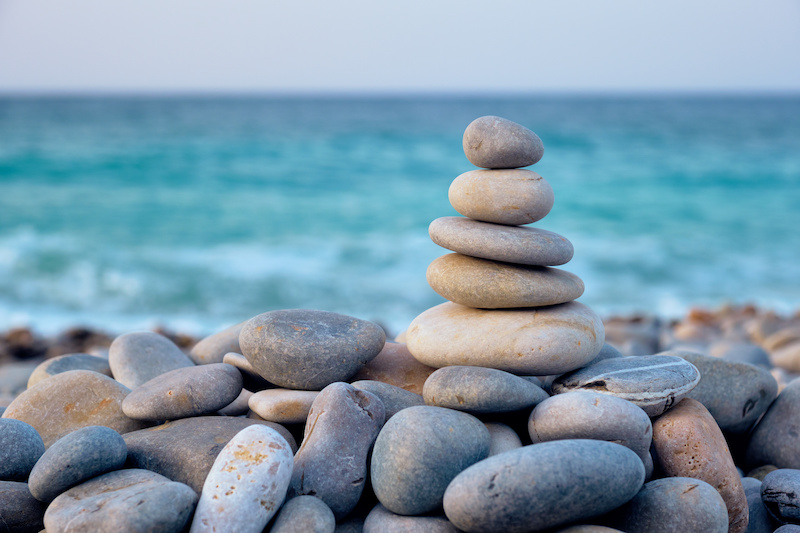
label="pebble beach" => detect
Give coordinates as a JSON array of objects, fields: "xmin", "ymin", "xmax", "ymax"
[{"xmin": 2, "ymin": 115, "xmax": 800, "ymax": 532}]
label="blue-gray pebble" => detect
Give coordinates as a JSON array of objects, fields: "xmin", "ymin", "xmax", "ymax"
[
  {"xmin": 747, "ymin": 380, "xmax": 800, "ymax": 469},
  {"xmin": 762, "ymin": 469, "xmax": 800, "ymax": 525},
  {"xmin": 364, "ymin": 503, "xmax": 461, "ymax": 533},
  {"xmin": 0, "ymin": 481, "xmax": 46, "ymax": 533},
  {"xmin": 28, "ymin": 425, "xmax": 127, "ymax": 502},
  {"xmin": 443, "ymin": 440, "xmax": 645, "ymax": 533},
  {"xmin": 269, "ymin": 495, "xmax": 335, "ymax": 533},
  {"xmin": 0, "ymin": 419, "xmax": 44, "ymax": 481},
  {"xmin": 371, "ymin": 405, "xmax": 490, "ymax": 516}
]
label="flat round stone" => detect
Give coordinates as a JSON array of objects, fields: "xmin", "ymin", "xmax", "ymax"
[
  {"xmin": 109, "ymin": 331, "xmax": 194, "ymax": 389},
  {"xmin": 2, "ymin": 370, "xmax": 146, "ymax": 448},
  {"xmin": 423, "ymin": 366, "xmax": 549, "ymax": 413},
  {"xmin": 443, "ymin": 440, "xmax": 645, "ymax": 533},
  {"xmin": 407, "ymin": 301, "xmax": 604, "ymax": 375},
  {"xmin": 121, "ymin": 363, "xmax": 243, "ymax": 421},
  {"xmin": 429, "ymin": 216, "xmax": 574, "ymax": 266},
  {"xmin": 427, "ymin": 253, "xmax": 584, "ymax": 308},
  {"xmin": 28, "ymin": 426, "xmax": 127, "ymax": 503},
  {"xmin": 448, "ymin": 169, "xmax": 554, "ymax": 225},
  {"xmin": 0, "ymin": 419, "xmax": 44, "ymax": 481},
  {"xmin": 552, "ymin": 355, "xmax": 701, "ymax": 417},
  {"xmin": 189, "ymin": 321, "xmax": 245, "ymax": 365},
  {"xmin": 762, "ymin": 469, "xmax": 800, "ymax": 525},
  {"xmin": 27, "ymin": 353, "xmax": 112, "ymax": 388},
  {"xmin": 44, "ymin": 469, "xmax": 197, "ymax": 533},
  {"xmin": 239, "ymin": 310, "xmax": 385, "ymax": 390},
  {"xmin": 248, "ymin": 389, "xmax": 319, "ymax": 424},
  {"xmin": 270, "ymin": 495, "xmax": 335, "ymax": 533},
  {"xmin": 462, "ymin": 116, "xmax": 544, "ymax": 169}
]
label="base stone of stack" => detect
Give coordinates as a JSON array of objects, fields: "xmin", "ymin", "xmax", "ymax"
[{"xmin": 406, "ymin": 301, "xmax": 604, "ymax": 375}]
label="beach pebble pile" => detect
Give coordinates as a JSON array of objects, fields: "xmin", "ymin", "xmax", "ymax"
[{"xmin": 0, "ymin": 116, "xmax": 798, "ymax": 532}]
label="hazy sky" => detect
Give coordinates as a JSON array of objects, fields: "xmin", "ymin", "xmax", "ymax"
[{"xmin": 1, "ymin": 0, "xmax": 799, "ymax": 93}]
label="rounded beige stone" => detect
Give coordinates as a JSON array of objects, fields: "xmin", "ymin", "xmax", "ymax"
[
  {"xmin": 2, "ymin": 370, "xmax": 147, "ymax": 448},
  {"xmin": 248, "ymin": 389, "xmax": 319, "ymax": 424},
  {"xmin": 427, "ymin": 253, "xmax": 584, "ymax": 309},
  {"xmin": 351, "ymin": 342, "xmax": 436, "ymax": 395},
  {"xmin": 448, "ymin": 169, "xmax": 554, "ymax": 226},
  {"xmin": 652, "ymin": 398, "xmax": 748, "ymax": 533},
  {"xmin": 462, "ymin": 115, "xmax": 544, "ymax": 169},
  {"xmin": 406, "ymin": 301, "xmax": 604, "ymax": 375}
]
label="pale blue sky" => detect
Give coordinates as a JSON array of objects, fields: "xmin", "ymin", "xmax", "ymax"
[{"xmin": 1, "ymin": 0, "xmax": 799, "ymax": 93}]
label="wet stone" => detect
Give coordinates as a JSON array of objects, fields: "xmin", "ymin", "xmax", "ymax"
[
  {"xmin": 0, "ymin": 481, "xmax": 46, "ymax": 533},
  {"xmin": 443, "ymin": 440, "xmax": 645, "ymax": 533},
  {"xmin": 28, "ymin": 425, "xmax": 127, "ymax": 503},
  {"xmin": 189, "ymin": 321, "xmax": 245, "ymax": 365},
  {"xmin": 122, "ymin": 363, "xmax": 243, "ymax": 421},
  {"xmin": 240, "ymin": 310, "xmax": 385, "ymax": 390},
  {"xmin": 423, "ymin": 365, "xmax": 549, "ymax": 413},
  {"xmin": 27, "ymin": 353, "xmax": 112, "ymax": 388},
  {"xmin": 44, "ymin": 469, "xmax": 197, "ymax": 533},
  {"xmin": 351, "ymin": 342, "xmax": 436, "ymax": 396},
  {"xmin": 123, "ymin": 416, "xmax": 296, "ymax": 493},
  {"xmin": 462, "ymin": 115, "xmax": 544, "ymax": 169},
  {"xmin": 371, "ymin": 405, "xmax": 490, "ymax": 516},
  {"xmin": 2, "ymin": 370, "xmax": 146, "ymax": 448},
  {"xmin": 747, "ymin": 379, "xmax": 800, "ymax": 469},
  {"xmin": 552, "ymin": 355, "xmax": 700, "ymax": 417},
  {"xmin": 426, "ymin": 253, "xmax": 584, "ymax": 309},
  {"xmin": 108, "ymin": 331, "xmax": 194, "ymax": 389},
  {"xmin": 190, "ymin": 425, "xmax": 293, "ymax": 533},
  {"xmin": 290, "ymin": 382, "xmax": 385, "ymax": 519},
  {"xmin": 0, "ymin": 419, "xmax": 45, "ymax": 482},
  {"xmin": 762, "ymin": 469, "xmax": 800, "ymax": 525},
  {"xmin": 269, "ymin": 495, "xmax": 335, "ymax": 533},
  {"xmin": 351, "ymin": 380, "xmax": 424, "ymax": 419},
  {"xmin": 363, "ymin": 503, "xmax": 461, "ymax": 533},
  {"xmin": 428, "ymin": 216, "xmax": 574, "ymax": 266},
  {"xmin": 249, "ymin": 389, "xmax": 319, "ymax": 424}
]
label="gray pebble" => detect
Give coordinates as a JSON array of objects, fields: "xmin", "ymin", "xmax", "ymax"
[
  {"xmin": 762, "ymin": 469, "xmax": 800, "ymax": 524},
  {"xmin": 602, "ymin": 477, "xmax": 728, "ymax": 533},
  {"xmin": 27, "ymin": 353, "xmax": 112, "ymax": 388},
  {"xmin": 552, "ymin": 355, "xmax": 700, "ymax": 416},
  {"xmin": 443, "ymin": 440, "xmax": 644, "ymax": 532},
  {"xmin": 741, "ymin": 478, "xmax": 775, "ymax": 533},
  {"xmin": 351, "ymin": 380, "xmax": 424, "ymax": 419},
  {"xmin": 44, "ymin": 469, "xmax": 197, "ymax": 533},
  {"xmin": 121, "ymin": 363, "xmax": 242, "ymax": 421},
  {"xmin": 371, "ymin": 405, "xmax": 490, "ymax": 516},
  {"xmin": 223, "ymin": 351, "xmax": 274, "ymax": 391},
  {"xmin": 217, "ymin": 388, "xmax": 253, "ymax": 416},
  {"xmin": 428, "ymin": 216, "xmax": 573, "ymax": 266},
  {"xmin": 270, "ymin": 496, "xmax": 335, "ymax": 533},
  {"xmin": 363, "ymin": 503, "xmax": 461, "ymax": 533},
  {"xmin": 423, "ymin": 366, "xmax": 549, "ymax": 413},
  {"xmin": 291, "ymin": 382, "xmax": 385, "ymax": 519},
  {"xmin": 710, "ymin": 340, "xmax": 772, "ymax": 368},
  {"xmin": 586, "ymin": 343, "xmax": 625, "ymax": 366},
  {"xmin": 462, "ymin": 115, "xmax": 544, "ymax": 169},
  {"xmin": 0, "ymin": 481, "xmax": 45, "ymax": 533},
  {"xmin": 747, "ymin": 379, "xmax": 800, "ymax": 469},
  {"xmin": 189, "ymin": 321, "xmax": 244, "ymax": 365},
  {"xmin": 484, "ymin": 422, "xmax": 523, "ymax": 456},
  {"xmin": 0, "ymin": 419, "xmax": 45, "ymax": 481},
  {"xmin": 28, "ymin": 426, "xmax": 127, "ymax": 502},
  {"xmin": 240, "ymin": 310, "xmax": 385, "ymax": 390},
  {"xmin": 109, "ymin": 331, "xmax": 194, "ymax": 389},
  {"xmin": 775, "ymin": 526, "xmax": 800, "ymax": 532}
]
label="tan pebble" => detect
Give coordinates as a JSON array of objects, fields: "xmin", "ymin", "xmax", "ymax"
[
  {"xmin": 351, "ymin": 342, "xmax": 435, "ymax": 395},
  {"xmin": 770, "ymin": 340, "xmax": 800, "ymax": 372},
  {"xmin": 248, "ymin": 389, "xmax": 319, "ymax": 424}
]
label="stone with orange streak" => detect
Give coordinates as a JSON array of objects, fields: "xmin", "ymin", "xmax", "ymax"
[
  {"xmin": 351, "ymin": 342, "xmax": 435, "ymax": 396},
  {"xmin": 2, "ymin": 369, "xmax": 147, "ymax": 448},
  {"xmin": 652, "ymin": 398, "xmax": 748, "ymax": 533},
  {"xmin": 190, "ymin": 424, "xmax": 293, "ymax": 533}
]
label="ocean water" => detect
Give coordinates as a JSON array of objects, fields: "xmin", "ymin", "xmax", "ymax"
[{"xmin": 0, "ymin": 95, "xmax": 799, "ymax": 336}]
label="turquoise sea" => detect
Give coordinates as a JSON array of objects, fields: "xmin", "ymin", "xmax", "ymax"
[{"xmin": 1, "ymin": 96, "xmax": 799, "ymax": 336}]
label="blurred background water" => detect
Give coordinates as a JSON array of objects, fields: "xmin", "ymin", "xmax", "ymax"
[{"xmin": 0, "ymin": 95, "xmax": 798, "ymax": 336}]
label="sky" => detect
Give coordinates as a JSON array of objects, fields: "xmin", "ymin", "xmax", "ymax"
[{"xmin": 0, "ymin": 0, "xmax": 799, "ymax": 94}]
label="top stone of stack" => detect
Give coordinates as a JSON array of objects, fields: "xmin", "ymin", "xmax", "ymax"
[{"xmin": 462, "ymin": 115, "xmax": 544, "ymax": 169}]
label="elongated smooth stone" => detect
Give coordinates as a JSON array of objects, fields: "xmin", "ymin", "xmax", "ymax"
[{"xmin": 448, "ymin": 169, "xmax": 553, "ymax": 225}]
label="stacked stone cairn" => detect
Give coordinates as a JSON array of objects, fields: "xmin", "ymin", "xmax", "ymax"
[{"xmin": 2, "ymin": 117, "xmax": 800, "ymax": 533}]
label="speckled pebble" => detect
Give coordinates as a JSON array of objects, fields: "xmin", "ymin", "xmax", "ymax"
[
  {"xmin": 269, "ymin": 495, "xmax": 335, "ymax": 533},
  {"xmin": 448, "ymin": 169, "xmax": 553, "ymax": 225},
  {"xmin": 27, "ymin": 353, "xmax": 112, "ymax": 388},
  {"xmin": 0, "ymin": 419, "xmax": 45, "ymax": 481},
  {"xmin": 108, "ymin": 331, "xmax": 195, "ymax": 389},
  {"xmin": 462, "ymin": 115, "xmax": 544, "ymax": 169}
]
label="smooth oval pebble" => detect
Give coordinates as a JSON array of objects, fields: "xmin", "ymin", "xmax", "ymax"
[
  {"xmin": 423, "ymin": 365, "xmax": 549, "ymax": 413},
  {"xmin": 2, "ymin": 370, "xmax": 146, "ymax": 448},
  {"xmin": 603, "ymin": 477, "xmax": 729, "ymax": 533},
  {"xmin": 652, "ymin": 398, "xmax": 748, "ymax": 533},
  {"xmin": 429, "ymin": 216, "xmax": 574, "ymax": 266},
  {"xmin": 762, "ymin": 469, "xmax": 800, "ymax": 525},
  {"xmin": 448, "ymin": 169, "xmax": 554, "ymax": 225},
  {"xmin": 28, "ymin": 425, "xmax": 127, "ymax": 503},
  {"xmin": 290, "ymin": 382, "xmax": 385, "ymax": 519},
  {"xmin": 443, "ymin": 440, "xmax": 645, "ymax": 533},
  {"xmin": 189, "ymin": 321, "xmax": 245, "ymax": 365},
  {"xmin": 122, "ymin": 363, "xmax": 243, "ymax": 421},
  {"xmin": 528, "ymin": 390, "xmax": 652, "ymax": 462},
  {"xmin": 108, "ymin": 331, "xmax": 195, "ymax": 389},
  {"xmin": 223, "ymin": 351, "xmax": 274, "ymax": 391},
  {"xmin": 462, "ymin": 115, "xmax": 544, "ymax": 169},
  {"xmin": 669, "ymin": 350, "xmax": 778, "ymax": 433},
  {"xmin": 485, "ymin": 422, "xmax": 523, "ymax": 456},
  {"xmin": 123, "ymin": 416, "xmax": 296, "ymax": 493},
  {"xmin": 364, "ymin": 503, "xmax": 461, "ymax": 533},
  {"xmin": 0, "ymin": 419, "xmax": 45, "ymax": 481},
  {"xmin": 0, "ymin": 481, "xmax": 46, "ymax": 533},
  {"xmin": 552, "ymin": 355, "xmax": 700, "ymax": 416},
  {"xmin": 747, "ymin": 379, "xmax": 800, "ymax": 469},
  {"xmin": 351, "ymin": 342, "xmax": 436, "ymax": 396},
  {"xmin": 190, "ymin": 425, "xmax": 293, "ymax": 533},
  {"xmin": 269, "ymin": 495, "xmax": 335, "ymax": 533},
  {"xmin": 351, "ymin": 380, "xmax": 425, "ymax": 419},
  {"xmin": 249, "ymin": 389, "xmax": 319, "ymax": 424},
  {"xmin": 27, "ymin": 353, "xmax": 112, "ymax": 388},
  {"xmin": 44, "ymin": 469, "xmax": 197, "ymax": 533},
  {"xmin": 427, "ymin": 253, "xmax": 584, "ymax": 309},
  {"xmin": 407, "ymin": 301, "xmax": 604, "ymax": 375},
  {"xmin": 371, "ymin": 405, "xmax": 490, "ymax": 516},
  {"xmin": 240, "ymin": 309, "xmax": 385, "ymax": 390},
  {"xmin": 218, "ymin": 388, "xmax": 254, "ymax": 416}
]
